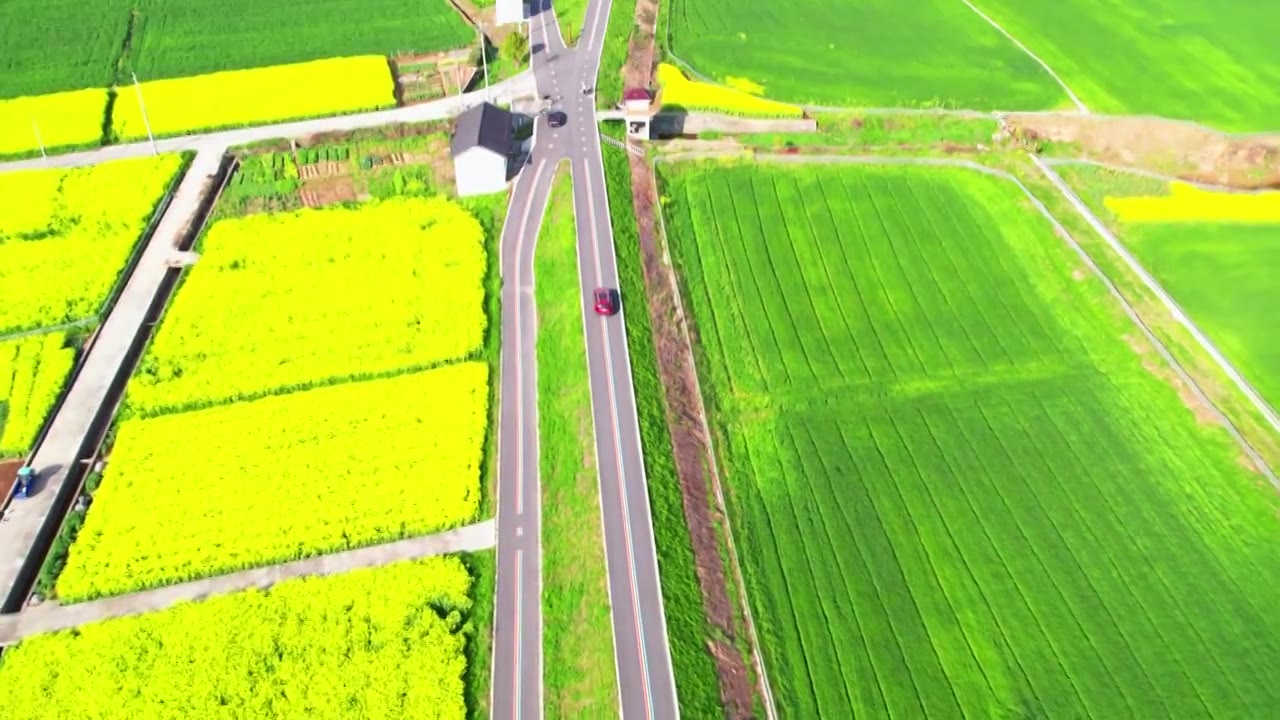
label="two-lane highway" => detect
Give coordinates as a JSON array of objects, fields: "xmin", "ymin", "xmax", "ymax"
[{"xmin": 491, "ymin": 0, "xmax": 680, "ymax": 715}]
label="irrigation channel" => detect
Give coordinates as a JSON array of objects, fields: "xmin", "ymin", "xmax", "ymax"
[{"xmin": 0, "ymin": 152, "xmax": 236, "ymax": 615}]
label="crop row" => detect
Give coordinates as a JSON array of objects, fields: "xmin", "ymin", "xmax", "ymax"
[
  {"xmin": 0, "ymin": 0, "xmax": 470, "ymax": 100},
  {"xmin": 0, "ymin": 56, "xmax": 396, "ymax": 157},
  {"xmin": 57, "ymin": 363, "xmax": 487, "ymax": 602},
  {"xmin": 663, "ymin": 162, "xmax": 1098, "ymax": 403},
  {"xmin": 0, "ymin": 556, "xmax": 475, "ymax": 719},
  {"xmin": 0, "ymin": 333, "xmax": 74, "ymax": 458},
  {"xmin": 127, "ymin": 195, "xmax": 486, "ymax": 416},
  {"xmin": 662, "ymin": 0, "xmax": 1064, "ymax": 110},
  {"xmin": 662, "ymin": 163, "xmax": 1280, "ymax": 715},
  {"xmin": 0, "ymin": 154, "xmax": 184, "ymax": 335}
]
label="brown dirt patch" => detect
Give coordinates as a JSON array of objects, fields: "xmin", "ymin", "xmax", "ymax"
[
  {"xmin": 1004, "ymin": 113, "xmax": 1280, "ymax": 189},
  {"xmin": 298, "ymin": 161, "xmax": 350, "ymax": 180},
  {"xmin": 298, "ymin": 177, "xmax": 357, "ymax": 208},
  {"xmin": 0, "ymin": 459, "xmax": 22, "ymax": 502}
]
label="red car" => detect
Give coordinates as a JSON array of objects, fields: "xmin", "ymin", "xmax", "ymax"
[{"xmin": 593, "ymin": 287, "xmax": 618, "ymax": 316}]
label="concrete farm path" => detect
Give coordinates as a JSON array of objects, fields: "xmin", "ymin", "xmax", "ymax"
[
  {"xmin": 0, "ymin": 519, "xmax": 496, "ymax": 646},
  {"xmin": 0, "ymin": 73, "xmax": 535, "ymax": 173}
]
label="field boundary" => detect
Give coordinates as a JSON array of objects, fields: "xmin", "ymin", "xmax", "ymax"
[
  {"xmin": 957, "ymin": 0, "xmax": 1086, "ymax": 112},
  {"xmin": 1034, "ymin": 155, "xmax": 1280, "ymax": 439},
  {"xmin": 648, "ymin": 154, "xmax": 779, "ymax": 720}
]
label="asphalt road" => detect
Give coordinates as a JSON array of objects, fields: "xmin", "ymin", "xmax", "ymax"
[{"xmin": 490, "ymin": 0, "xmax": 679, "ymax": 716}]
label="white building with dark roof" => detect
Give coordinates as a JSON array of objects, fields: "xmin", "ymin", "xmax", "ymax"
[{"xmin": 451, "ymin": 102, "xmax": 513, "ymax": 197}]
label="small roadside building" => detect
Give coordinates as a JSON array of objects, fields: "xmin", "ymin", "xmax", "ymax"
[
  {"xmin": 451, "ymin": 101, "xmax": 513, "ymax": 197},
  {"xmin": 623, "ymin": 87, "xmax": 653, "ymax": 140},
  {"xmin": 495, "ymin": 0, "xmax": 524, "ymax": 25}
]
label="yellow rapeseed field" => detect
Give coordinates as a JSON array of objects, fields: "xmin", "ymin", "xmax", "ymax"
[
  {"xmin": 112, "ymin": 56, "xmax": 396, "ymax": 140},
  {"xmin": 0, "ymin": 154, "xmax": 185, "ymax": 334},
  {"xmin": 657, "ymin": 63, "xmax": 803, "ymax": 118},
  {"xmin": 57, "ymin": 363, "xmax": 489, "ymax": 602},
  {"xmin": 0, "ymin": 332, "xmax": 75, "ymax": 458},
  {"xmin": 2, "ymin": 558, "xmax": 472, "ymax": 719},
  {"xmin": 0, "ymin": 88, "xmax": 107, "ymax": 156},
  {"xmin": 127, "ymin": 195, "xmax": 487, "ymax": 415},
  {"xmin": 1106, "ymin": 181, "xmax": 1280, "ymax": 223}
]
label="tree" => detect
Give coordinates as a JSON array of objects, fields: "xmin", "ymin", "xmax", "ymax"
[{"xmin": 500, "ymin": 31, "xmax": 529, "ymax": 66}]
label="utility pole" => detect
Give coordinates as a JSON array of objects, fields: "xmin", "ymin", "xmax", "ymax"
[
  {"xmin": 31, "ymin": 118, "xmax": 46, "ymax": 160},
  {"xmin": 131, "ymin": 72, "xmax": 158, "ymax": 155},
  {"xmin": 477, "ymin": 23, "xmax": 491, "ymax": 102}
]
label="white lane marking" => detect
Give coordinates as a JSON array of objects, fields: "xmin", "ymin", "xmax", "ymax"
[
  {"xmin": 513, "ymin": 548, "xmax": 525, "ymax": 720},
  {"xmin": 514, "ymin": 159, "xmax": 550, "ymax": 518},
  {"xmin": 583, "ymin": 158, "xmax": 658, "ymax": 720}
]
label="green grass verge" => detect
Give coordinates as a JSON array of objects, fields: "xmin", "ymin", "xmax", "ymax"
[
  {"xmin": 600, "ymin": 139, "xmax": 725, "ymax": 716},
  {"xmin": 595, "ymin": 0, "xmax": 639, "ymax": 108},
  {"xmin": 554, "ymin": 0, "xmax": 589, "ymax": 45},
  {"xmin": 465, "ymin": 550, "xmax": 496, "ymax": 720},
  {"xmin": 659, "ymin": 160, "xmax": 1280, "ymax": 717},
  {"xmin": 537, "ymin": 161, "xmax": 621, "ymax": 717},
  {"xmin": 736, "ymin": 112, "xmax": 1000, "ymax": 151}
]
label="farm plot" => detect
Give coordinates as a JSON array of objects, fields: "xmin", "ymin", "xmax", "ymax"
[
  {"xmin": 0, "ymin": 0, "xmax": 471, "ymax": 100},
  {"xmin": 663, "ymin": 0, "xmax": 1065, "ymax": 109},
  {"xmin": 0, "ymin": 0, "xmax": 123, "ymax": 98},
  {"xmin": 1058, "ymin": 163, "xmax": 1280, "ymax": 414},
  {"xmin": 57, "ymin": 364, "xmax": 487, "ymax": 601},
  {"xmin": 0, "ymin": 154, "xmax": 184, "ymax": 335},
  {"xmin": 126, "ymin": 0, "xmax": 471, "ymax": 82},
  {"xmin": 1, "ymin": 556, "xmax": 476, "ymax": 719},
  {"xmin": 127, "ymin": 195, "xmax": 486, "ymax": 416},
  {"xmin": 0, "ymin": 89, "xmax": 109, "ymax": 157},
  {"xmin": 962, "ymin": 0, "xmax": 1280, "ymax": 132},
  {"xmin": 0, "ymin": 333, "xmax": 75, "ymax": 458},
  {"xmin": 111, "ymin": 57, "xmax": 396, "ymax": 141},
  {"xmin": 662, "ymin": 162, "xmax": 1280, "ymax": 717}
]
